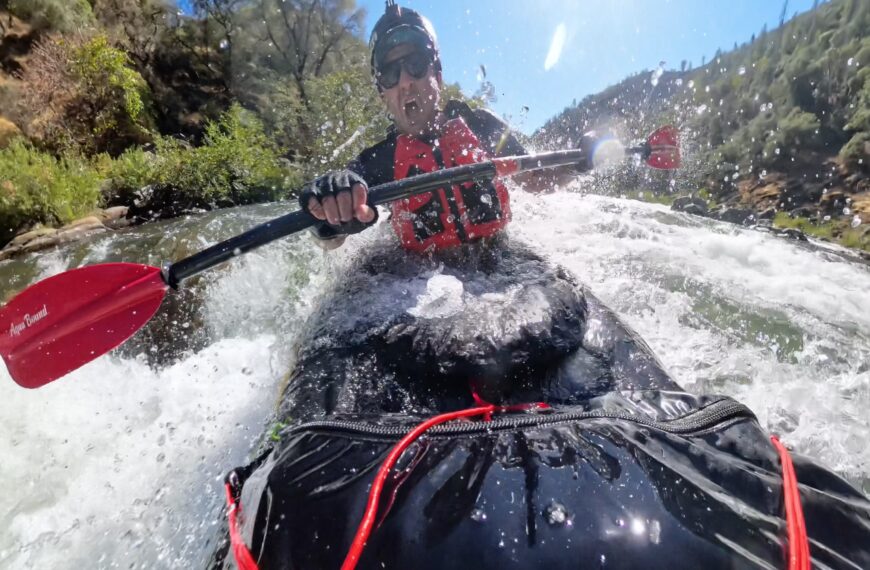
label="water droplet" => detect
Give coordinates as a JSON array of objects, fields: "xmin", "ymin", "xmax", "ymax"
[
  {"xmin": 851, "ymin": 215, "xmax": 862, "ymax": 228},
  {"xmin": 775, "ymin": 147, "xmax": 781, "ymax": 155},
  {"xmin": 219, "ymin": 39, "xmax": 229, "ymax": 50},
  {"xmin": 843, "ymin": 207, "xmax": 851, "ymax": 216},
  {"xmin": 847, "ymin": 57, "xmax": 854, "ymax": 66},
  {"xmin": 650, "ymin": 65, "xmax": 664, "ymax": 87},
  {"xmin": 544, "ymin": 500, "xmax": 573, "ymax": 527},
  {"xmin": 470, "ymin": 508, "xmax": 487, "ymax": 523},
  {"xmin": 738, "ymin": 66, "xmax": 746, "ymax": 75}
]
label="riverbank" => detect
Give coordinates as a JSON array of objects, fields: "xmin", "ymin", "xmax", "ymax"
[
  {"xmin": 4, "ymin": 182, "xmax": 870, "ymax": 264},
  {"xmin": 627, "ymin": 166, "xmax": 870, "ymax": 259},
  {"xmin": 0, "ymin": 206, "xmax": 130, "ymax": 262}
]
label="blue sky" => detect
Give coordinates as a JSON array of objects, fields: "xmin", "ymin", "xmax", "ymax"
[{"xmin": 357, "ymin": 0, "xmax": 819, "ymax": 133}]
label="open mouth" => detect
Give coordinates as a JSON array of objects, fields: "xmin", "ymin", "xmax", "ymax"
[{"xmin": 403, "ymin": 101, "xmax": 420, "ymax": 114}]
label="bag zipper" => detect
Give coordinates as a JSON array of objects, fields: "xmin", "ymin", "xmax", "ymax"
[{"xmin": 278, "ymin": 397, "xmax": 755, "ymax": 441}]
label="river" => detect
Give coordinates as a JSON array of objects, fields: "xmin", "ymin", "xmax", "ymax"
[{"xmin": 1, "ymin": 186, "xmax": 868, "ymax": 568}]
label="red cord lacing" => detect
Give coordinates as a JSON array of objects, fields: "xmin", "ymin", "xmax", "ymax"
[
  {"xmin": 224, "ymin": 483, "xmax": 259, "ymax": 570},
  {"xmin": 340, "ymin": 398, "xmax": 549, "ymax": 570},
  {"xmin": 224, "ymin": 419, "xmax": 808, "ymax": 570},
  {"xmin": 771, "ymin": 435, "xmax": 811, "ymax": 570}
]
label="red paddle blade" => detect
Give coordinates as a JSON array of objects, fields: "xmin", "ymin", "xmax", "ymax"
[
  {"xmin": 646, "ymin": 125, "xmax": 681, "ymax": 169},
  {"xmin": 0, "ymin": 263, "xmax": 167, "ymax": 389}
]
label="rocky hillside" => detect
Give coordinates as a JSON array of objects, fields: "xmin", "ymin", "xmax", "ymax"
[{"xmin": 535, "ymin": 0, "xmax": 870, "ymax": 251}]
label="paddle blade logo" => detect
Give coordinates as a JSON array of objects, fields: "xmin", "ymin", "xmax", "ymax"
[
  {"xmin": 0, "ymin": 263, "xmax": 168, "ymax": 389},
  {"xmin": 7, "ymin": 304, "xmax": 48, "ymax": 338}
]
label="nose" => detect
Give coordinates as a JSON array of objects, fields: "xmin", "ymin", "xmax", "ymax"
[{"xmin": 397, "ymin": 65, "xmax": 416, "ymax": 90}]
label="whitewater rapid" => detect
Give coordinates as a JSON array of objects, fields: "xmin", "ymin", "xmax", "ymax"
[{"xmin": 1, "ymin": 189, "xmax": 868, "ymax": 568}]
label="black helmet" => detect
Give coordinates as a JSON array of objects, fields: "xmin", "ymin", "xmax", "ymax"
[{"xmin": 369, "ymin": 1, "xmax": 440, "ymax": 77}]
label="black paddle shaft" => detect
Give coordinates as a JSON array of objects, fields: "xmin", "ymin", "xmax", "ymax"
[{"xmin": 163, "ymin": 148, "xmax": 594, "ymax": 288}]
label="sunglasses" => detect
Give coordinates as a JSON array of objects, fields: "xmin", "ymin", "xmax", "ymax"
[{"xmin": 376, "ymin": 51, "xmax": 433, "ymax": 89}]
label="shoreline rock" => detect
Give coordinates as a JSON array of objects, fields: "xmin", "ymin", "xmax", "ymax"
[
  {"xmin": 670, "ymin": 179, "xmax": 870, "ymax": 260},
  {"xmin": 0, "ymin": 206, "xmax": 128, "ymax": 262}
]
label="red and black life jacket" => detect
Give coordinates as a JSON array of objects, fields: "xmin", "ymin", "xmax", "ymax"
[{"xmin": 390, "ymin": 117, "xmax": 511, "ymax": 253}]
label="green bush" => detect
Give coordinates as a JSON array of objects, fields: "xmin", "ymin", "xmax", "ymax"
[
  {"xmin": 839, "ymin": 227, "xmax": 870, "ymax": 251},
  {"xmin": 71, "ymin": 35, "xmax": 149, "ymax": 130},
  {"xmin": 8, "ymin": 0, "xmax": 93, "ymax": 32},
  {"xmin": 845, "ymin": 68, "xmax": 870, "ymax": 132},
  {"xmin": 104, "ymin": 105, "xmax": 302, "ymax": 206},
  {"xmin": 774, "ymin": 211, "xmax": 870, "ymax": 252},
  {"xmin": 167, "ymin": 105, "xmax": 300, "ymax": 204},
  {"xmin": 773, "ymin": 212, "xmax": 834, "ymax": 239},
  {"xmin": 262, "ymin": 66, "xmax": 390, "ymax": 178},
  {"xmin": 780, "ymin": 109, "xmax": 821, "ymax": 144},
  {"xmin": 21, "ymin": 34, "xmax": 154, "ymax": 156},
  {"xmin": 0, "ymin": 139, "xmax": 102, "ymax": 245},
  {"xmin": 839, "ymin": 132, "xmax": 869, "ymax": 170},
  {"xmin": 100, "ymin": 146, "xmax": 157, "ymax": 203}
]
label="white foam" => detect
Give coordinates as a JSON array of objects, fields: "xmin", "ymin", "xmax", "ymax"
[
  {"xmin": 511, "ymin": 190, "xmax": 870, "ymax": 487},
  {"xmin": 407, "ymin": 274, "xmax": 465, "ymax": 318},
  {"xmin": 0, "ymin": 337, "xmax": 281, "ymax": 568}
]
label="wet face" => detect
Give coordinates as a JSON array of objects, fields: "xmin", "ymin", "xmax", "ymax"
[{"xmin": 378, "ymin": 43, "xmax": 442, "ymax": 136}]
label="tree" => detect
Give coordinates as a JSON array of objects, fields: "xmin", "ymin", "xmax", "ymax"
[
  {"xmin": 92, "ymin": 0, "xmax": 173, "ymax": 70},
  {"xmin": 225, "ymin": 0, "xmax": 366, "ymax": 109},
  {"xmin": 188, "ymin": 0, "xmax": 249, "ymax": 87},
  {"xmin": 20, "ymin": 34, "xmax": 154, "ymax": 155},
  {"xmin": 215, "ymin": 1, "xmax": 369, "ymax": 159},
  {"xmin": 7, "ymin": 0, "xmax": 94, "ymax": 33}
]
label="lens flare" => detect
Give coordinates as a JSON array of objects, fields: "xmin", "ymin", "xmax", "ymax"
[
  {"xmin": 591, "ymin": 138, "xmax": 626, "ymax": 169},
  {"xmin": 544, "ymin": 23, "xmax": 567, "ymax": 71}
]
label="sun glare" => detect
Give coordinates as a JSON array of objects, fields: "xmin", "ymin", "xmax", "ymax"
[{"xmin": 544, "ymin": 23, "xmax": 567, "ymax": 71}]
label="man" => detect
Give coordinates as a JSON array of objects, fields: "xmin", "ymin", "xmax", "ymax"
[
  {"xmin": 300, "ymin": 1, "xmax": 585, "ymax": 252},
  {"xmin": 217, "ymin": 7, "xmax": 870, "ymax": 568}
]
